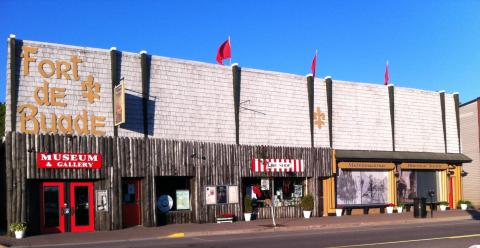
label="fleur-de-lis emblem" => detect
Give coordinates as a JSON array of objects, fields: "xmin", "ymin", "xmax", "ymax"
[{"xmin": 314, "ymin": 107, "xmax": 325, "ymax": 129}]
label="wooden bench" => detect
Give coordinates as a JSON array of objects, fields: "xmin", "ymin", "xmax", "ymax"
[{"xmin": 343, "ymin": 204, "xmax": 389, "ymax": 215}]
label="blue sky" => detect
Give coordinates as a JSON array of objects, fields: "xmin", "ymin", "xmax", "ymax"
[{"xmin": 1, "ymin": 0, "xmax": 479, "ymax": 103}]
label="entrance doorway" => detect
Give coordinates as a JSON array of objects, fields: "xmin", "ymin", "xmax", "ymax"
[
  {"xmin": 40, "ymin": 182, "xmax": 94, "ymax": 233},
  {"xmin": 122, "ymin": 179, "xmax": 141, "ymax": 228}
]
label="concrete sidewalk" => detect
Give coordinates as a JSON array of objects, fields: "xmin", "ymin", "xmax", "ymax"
[{"xmin": 1, "ymin": 210, "xmax": 479, "ymax": 247}]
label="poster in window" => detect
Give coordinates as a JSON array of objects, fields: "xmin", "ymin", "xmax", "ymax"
[
  {"xmin": 206, "ymin": 186, "xmax": 216, "ymax": 205},
  {"xmin": 176, "ymin": 190, "xmax": 190, "ymax": 210},
  {"xmin": 228, "ymin": 185, "xmax": 239, "ymax": 204},
  {"xmin": 261, "ymin": 178, "xmax": 270, "ymax": 190},
  {"xmin": 114, "ymin": 79, "xmax": 125, "ymax": 126},
  {"xmin": 216, "ymin": 186, "xmax": 227, "ymax": 204},
  {"xmin": 336, "ymin": 169, "xmax": 388, "ymax": 205},
  {"xmin": 96, "ymin": 190, "xmax": 108, "ymax": 212},
  {"xmin": 294, "ymin": 185, "xmax": 303, "ymax": 198}
]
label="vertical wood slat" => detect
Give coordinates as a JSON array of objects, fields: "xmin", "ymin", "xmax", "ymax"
[{"xmin": 4, "ymin": 132, "xmax": 333, "ymax": 230}]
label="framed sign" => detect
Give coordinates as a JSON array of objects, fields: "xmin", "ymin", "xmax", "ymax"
[
  {"xmin": 206, "ymin": 186, "xmax": 216, "ymax": 205},
  {"xmin": 216, "ymin": 186, "xmax": 227, "ymax": 204},
  {"xmin": 96, "ymin": 190, "xmax": 108, "ymax": 212},
  {"xmin": 294, "ymin": 185, "xmax": 303, "ymax": 198},
  {"xmin": 176, "ymin": 190, "xmax": 190, "ymax": 210},
  {"xmin": 37, "ymin": 152, "xmax": 102, "ymax": 169},
  {"xmin": 114, "ymin": 79, "xmax": 125, "ymax": 126},
  {"xmin": 228, "ymin": 185, "xmax": 239, "ymax": 204},
  {"xmin": 261, "ymin": 178, "xmax": 270, "ymax": 190}
]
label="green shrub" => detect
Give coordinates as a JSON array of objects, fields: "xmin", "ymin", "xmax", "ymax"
[
  {"xmin": 458, "ymin": 200, "xmax": 473, "ymax": 208},
  {"xmin": 438, "ymin": 201, "xmax": 449, "ymax": 206},
  {"xmin": 9, "ymin": 223, "xmax": 27, "ymax": 232},
  {"xmin": 301, "ymin": 195, "xmax": 314, "ymax": 211},
  {"xmin": 397, "ymin": 202, "xmax": 405, "ymax": 208},
  {"xmin": 244, "ymin": 195, "xmax": 253, "ymax": 213}
]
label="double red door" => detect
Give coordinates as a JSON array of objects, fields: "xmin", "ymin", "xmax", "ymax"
[{"xmin": 40, "ymin": 182, "xmax": 94, "ymax": 233}]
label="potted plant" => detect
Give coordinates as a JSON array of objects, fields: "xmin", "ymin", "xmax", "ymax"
[
  {"xmin": 396, "ymin": 203, "xmax": 405, "ymax": 214},
  {"xmin": 9, "ymin": 222, "xmax": 27, "ymax": 239},
  {"xmin": 458, "ymin": 200, "xmax": 471, "ymax": 210},
  {"xmin": 335, "ymin": 205, "xmax": 343, "ymax": 217},
  {"xmin": 438, "ymin": 201, "xmax": 449, "ymax": 211},
  {"xmin": 386, "ymin": 203, "xmax": 395, "ymax": 214},
  {"xmin": 244, "ymin": 196, "xmax": 253, "ymax": 221},
  {"xmin": 301, "ymin": 195, "xmax": 314, "ymax": 219}
]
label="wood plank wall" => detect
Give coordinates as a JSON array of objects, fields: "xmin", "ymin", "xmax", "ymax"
[{"xmin": 4, "ymin": 132, "xmax": 333, "ymax": 232}]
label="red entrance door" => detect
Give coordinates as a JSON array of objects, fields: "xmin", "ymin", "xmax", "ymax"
[
  {"xmin": 40, "ymin": 182, "xmax": 94, "ymax": 233},
  {"xmin": 40, "ymin": 182, "xmax": 65, "ymax": 233},
  {"xmin": 70, "ymin": 182, "xmax": 95, "ymax": 232},
  {"xmin": 122, "ymin": 179, "xmax": 141, "ymax": 227}
]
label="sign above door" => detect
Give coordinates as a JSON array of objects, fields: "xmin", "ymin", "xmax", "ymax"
[{"xmin": 37, "ymin": 152, "xmax": 102, "ymax": 169}]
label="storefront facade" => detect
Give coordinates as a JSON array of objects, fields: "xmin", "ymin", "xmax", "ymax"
[{"xmin": 1, "ymin": 37, "xmax": 470, "ymax": 234}]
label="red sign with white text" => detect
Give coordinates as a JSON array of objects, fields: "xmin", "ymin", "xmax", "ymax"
[{"xmin": 37, "ymin": 152, "xmax": 102, "ymax": 169}]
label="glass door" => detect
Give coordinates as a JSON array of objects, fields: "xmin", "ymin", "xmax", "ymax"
[
  {"xmin": 70, "ymin": 182, "xmax": 94, "ymax": 232},
  {"xmin": 40, "ymin": 182, "xmax": 65, "ymax": 233}
]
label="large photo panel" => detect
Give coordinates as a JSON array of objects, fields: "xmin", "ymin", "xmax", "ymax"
[{"xmin": 337, "ymin": 169, "xmax": 388, "ymax": 205}]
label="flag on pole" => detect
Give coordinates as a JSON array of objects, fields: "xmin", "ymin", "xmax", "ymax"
[
  {"xmin": 384, "ymin": 60, "xmax": 389, "ymax": 85},
  {"xmin": 311, "ymin": 50, "xmax": 318, "ymax": 78},
  {"xmin": 216, "ymin": 38, "xmax": 231, "ymax": 65}
]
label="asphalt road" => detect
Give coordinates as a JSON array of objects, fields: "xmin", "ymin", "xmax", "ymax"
[{"xmin": 17, "ymin": 220, "xmax": 480, "ymax": 248}]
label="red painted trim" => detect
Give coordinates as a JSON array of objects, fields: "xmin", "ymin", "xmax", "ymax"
[
  {"xmin": 40, "ymin": 182, "xmax": 65, "ymax": 233},
  {"xmin": 70, "ymin": 182, "xmax": 94, "ymax": 232}
]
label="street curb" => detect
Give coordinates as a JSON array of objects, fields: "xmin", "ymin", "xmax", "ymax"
[
  {"xmin": 179, "ymin": 215, "xmax": 472, "ymax": 238},
  {"xmin": 6, "ymin": 215, "xmax": 474, "ymax": 248}
]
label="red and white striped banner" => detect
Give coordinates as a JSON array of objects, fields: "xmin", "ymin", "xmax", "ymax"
[{"xmin": 251, "ymin": 159, "xmax": 304, "ymax": 172}]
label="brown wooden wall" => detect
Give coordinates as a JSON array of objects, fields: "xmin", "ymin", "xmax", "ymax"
[{"xmin": 4, "ymin": 132, "xmax": 333, "ymax": 232}]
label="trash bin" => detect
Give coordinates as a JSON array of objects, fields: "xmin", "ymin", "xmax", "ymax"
[{"xmin": 413, "ymin": 197, "xmax": 427, "ymax": 218}]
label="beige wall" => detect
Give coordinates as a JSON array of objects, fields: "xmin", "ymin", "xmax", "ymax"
[{"xmin": 460, "ymin": 101, "xmax": 480, "ymax": 206}]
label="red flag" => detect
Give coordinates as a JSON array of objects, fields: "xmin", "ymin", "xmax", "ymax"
[
  {"xmin": 216, "ymin": 38, "xmax": 231, "ymax": 65},
  {"xmin": 384, "ymin": 60, "xmax": 389, "ymax": 85},
  {"xmin": 311, "ymin": 51, "xmax": 317, "ymax": 78}
]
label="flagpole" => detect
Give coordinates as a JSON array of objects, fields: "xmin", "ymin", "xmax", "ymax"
[{"xmin": 228, "ymin": 36, "xmax": 232, "ymax": 66}]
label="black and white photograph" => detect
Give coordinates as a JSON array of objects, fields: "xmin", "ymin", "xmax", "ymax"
[{"xmin": 337, "ymin": 169, "xmax": 388, "ymax": 205}]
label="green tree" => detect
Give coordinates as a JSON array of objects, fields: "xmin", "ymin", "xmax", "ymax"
[{"xmin": 0, "ymin": 102, "xmax": 5, "ymax": 137}]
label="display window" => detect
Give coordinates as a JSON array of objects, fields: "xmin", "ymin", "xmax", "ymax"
[
  {"xmin": 242, "ymin": 177, "xmax": 305, "ymax": 209},
  {"xmin": 397, "ymin": 170, "xmax": 438, "ymax": 203},
  {"xmin": 336, "ymin": 169, "xmax": 389, "ymax": 205},
  {"xmin": 156, "ymin": 176, "xmax": 191, "ymax": 211}
]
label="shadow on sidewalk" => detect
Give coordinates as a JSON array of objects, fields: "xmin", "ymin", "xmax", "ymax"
[{"xmin": 466, "ymin": 209, "xmax": 480, "ymax": 220}]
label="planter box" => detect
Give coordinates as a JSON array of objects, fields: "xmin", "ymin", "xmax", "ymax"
[
  {"xmin": 386, "ymin": 206, "xmax": 394, "ymax": 214},
  {"xmin": 439, "ymin": 205, "xmax": 447, "ymax": 211},
  {"xmin": 461, "ymin": 204, "xmax": 468, "ymax": 210},
  {"xmin": 216, "ymin": 217, "xmax": 233, "ymax": 223},
  {"xmin": 303, "ymin": 210, "xmax": 312, "ymax": 219},
  {"xmin": 244, "ymin": 213, "xmax": 252, "ymax": 222},
  {"xmin": 335, "ymin": 209, "xmax": 343, "ymax": 217},
  {"xmin": 396, "ymin": 207, "xmax": 403, "ymax": 213}
]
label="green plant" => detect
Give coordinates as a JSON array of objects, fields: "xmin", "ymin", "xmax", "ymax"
[
  {"xmin": 397, "ymin": 203, "xmax": 405, "ymax": 208},
  {"xmin": 301, "ymin": 195, "xmax": 314, "ymax": 211},
  {"xmin": 9, "ymin": 223, "xmax": 27, "ymax": 232},
  {"xmin": 244, "ymin": 196, "xmax": 253, "ymax": 213},
  {"xmin": 458, "ymin": 200, "xmax": 472, "ymax": 208},
  {"xmin": 438, "ymin": 201, "xmax": 449, "ymax": 206}
]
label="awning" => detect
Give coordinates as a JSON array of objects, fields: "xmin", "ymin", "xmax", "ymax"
[
  {"xmin": 251, "ymin": 159, "xmax": 304, "ymax": 172},
  {"xmin": 335, "ymin": 150, "xmax": 472, "ymax": 164}
]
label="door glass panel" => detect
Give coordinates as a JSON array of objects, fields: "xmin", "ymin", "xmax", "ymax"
[
  {"xmin": 122, "ymin": 182, "xmax": 136, "ymax": 204},
  {"xmin": 44, "ymin": 186, "xmax": 60, "ymax": 227},
  {"xmin": 74, "ymin": 186, "xmax": 90, "ymax": 226}
]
